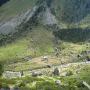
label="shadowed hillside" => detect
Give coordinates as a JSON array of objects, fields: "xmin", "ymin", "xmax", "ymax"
[
  {"xmin": 0, "ymin": 0, "xmax": 9, "ymax": 6},
  {"xmin": 53, "ymin": 28, "xmax": 90, "ymax": 43}
]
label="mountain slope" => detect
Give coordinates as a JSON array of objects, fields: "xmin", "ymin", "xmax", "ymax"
[
  {"xmin": 0, "ymin": 26, "xmax": 54, "ymax": 63},
  {"xmin": 0, "ymin": 0, "xmax": 37, "ymax": 21},
  {"xmin": 0, "ymin": 0, "xmax": 90, "ymax": 64},
  {"xmin": 0, "ymin": 1, "xmax": 90, "ymax": 90},
  {"xmin": 50, "ymin": 0, "xmax": 90, "ymax": 23},
  {"xmin": 0, "ymin": 0, "xmax": 90, "ymax": 35}
]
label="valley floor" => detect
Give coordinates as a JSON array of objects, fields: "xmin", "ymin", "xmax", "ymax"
[{"xmin": 0, "ymin": 26, "xmax": 90, "ymax": 90}]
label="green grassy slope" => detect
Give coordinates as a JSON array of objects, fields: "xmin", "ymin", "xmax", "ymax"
[
  {"xmin": 0, "ymin": 0, "xmax": 37, "ymax": 21},
  {"xmin": 0, "ymin": 25, "xmax": 90, "ymax": 64},
  {"xmin": 5, "ymin": 42, "xmax": 90, "ymax": 71},
  {"xmin": 0, "ymin": 26, "xmax": 54, "ymax": 63}
]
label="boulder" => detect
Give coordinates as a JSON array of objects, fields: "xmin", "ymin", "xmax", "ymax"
[
  {"xmin": 3, "ymin": 71, "xmax": 22, "ymax": 78},
  {"xmin": 53, "ymin": 68, "xmax": 60, "ymax": 76},
  {"xmin": 86, "ymin": 56, "xmax": 90, "ymax": 61},
  {"xmin": 32, "ymin": 71, "xmax": 42, "ymax": 77},
  {"xmin": 55, "ymin": 80, "xmax": 61, "ymax": 86},
  {"xmin": 46, "ymin": 64, "xmax": 52, "ymax": 68},
  {"xmin": 42, "ymin": 56, "xmax": 48, "ymax": 62},
  {"xmin": 23, "ymin": 56, "xmax": 32, "ymax": 61}
]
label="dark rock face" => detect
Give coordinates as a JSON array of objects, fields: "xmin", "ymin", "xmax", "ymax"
[{"xmin": 0, "ymin": 0, "xmax": 9, "ymax": 6}]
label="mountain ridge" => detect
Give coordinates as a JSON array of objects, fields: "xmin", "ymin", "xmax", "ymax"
[{"xmin": 0, "ymin": 0, "xmax": 90, "ymax": 35}]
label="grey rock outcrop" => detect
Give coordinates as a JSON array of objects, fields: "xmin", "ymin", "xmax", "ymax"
[
  {"xmin": 0, "ymin": 0, "xmax": 90, "ymax": 35},
  {"xmin": 32, "ymin": 71, "xmax": 42, "ymax": 77},
  {"xmin": 55, "ymin": 80, "xmax": 61, "ymax": 86},
  {"xmin": 0, "ymin": 6, "xmax": 38, "ymax": 35},
  {"xmin": 0, "ymin": 0, "xmax": 58, "ymax": 35}
]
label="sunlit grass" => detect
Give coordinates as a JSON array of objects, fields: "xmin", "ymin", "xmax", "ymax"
[{"xmin": 0, "ymin": 26, "xmax": 54, "ymax": 63}]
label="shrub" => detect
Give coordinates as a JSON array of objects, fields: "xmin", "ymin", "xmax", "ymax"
[
  {"xmin": 0, "ymin": 63, "xmax": 4, "ymax": 76},
  {"xmin": 18, "ymin": 82, "xmax": 26, "ymax": 87},
  {"xmin": 66, "ymin": 70, "xmax": 73, "ymax": 76}
]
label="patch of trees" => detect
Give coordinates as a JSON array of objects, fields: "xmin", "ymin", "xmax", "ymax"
[
  {"xmin": 0, "ymin": 34, "xmax": 14, "ymax": 46},
  {"xmin": 53, "ymin": 28, "xmax": 90, "ymax": 43}
]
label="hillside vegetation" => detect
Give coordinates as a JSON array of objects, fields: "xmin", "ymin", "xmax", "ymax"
[
  {"xmin": 0, "ymin": 0, "xmax": 37, "ymax": 21},
  {"xmin": 0, "ymin": 0, "xmax": 89, "ymax": 70},
  {"xmin": 0, "ymin": 0, "xmax": 90, "ymax": 90}
]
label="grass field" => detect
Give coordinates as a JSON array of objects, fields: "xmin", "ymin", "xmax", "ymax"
[
  {"xmin": 0, "ymin": 26, "xmax": 54, "ymax": 63},
  {"xmin": 3, "ymin": 40, "xmax": 90, "ymax": 71}
]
